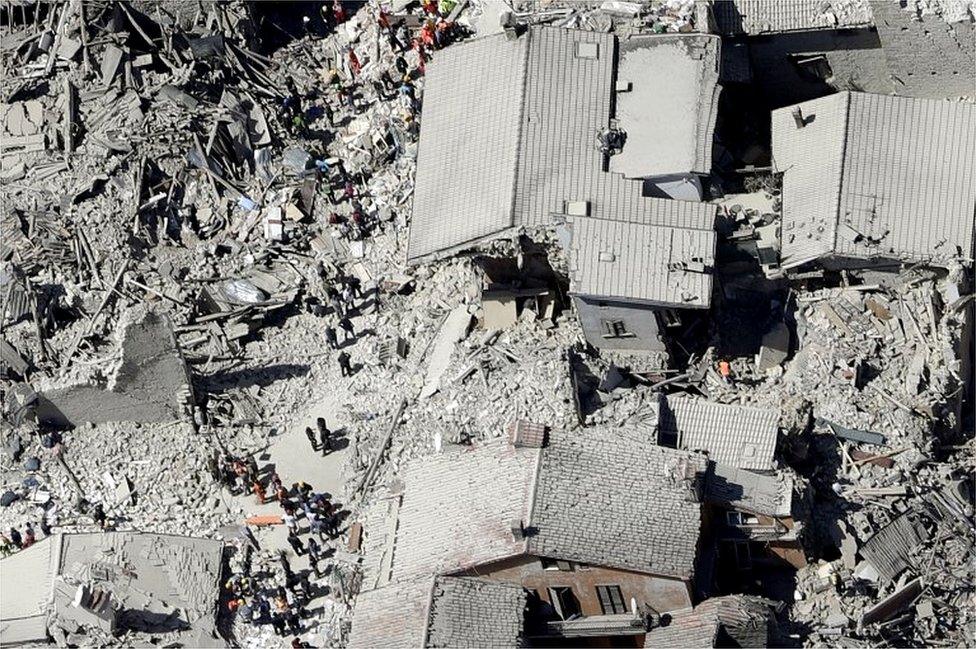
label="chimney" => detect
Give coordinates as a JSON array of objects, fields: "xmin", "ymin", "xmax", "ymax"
[
  {"xmin": 510, "ymin": 520, "xmax": 525, "ymax": 541},
  {"xmin": 792, "ymin": 107, "xmax": 805, "ymax": 129}
]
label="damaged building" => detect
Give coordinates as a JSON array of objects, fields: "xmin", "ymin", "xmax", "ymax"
[
  {"xmin": 407, "ymin": 25, "xmax": 721, "ymax": 365},
  {"xmin": 354, "ymin": 426, "xmax": 710, "ymax": 645},
  {"xmin": 772, "ymin": 91, "xmax": 975, "ymax": 271},
  {"xmin": 0, "ymin": 0, "xmax": 972, "ymax": 647},
  {"xmin": 0, "ymin": 531, "xmax": 223, "ymax": 647}
]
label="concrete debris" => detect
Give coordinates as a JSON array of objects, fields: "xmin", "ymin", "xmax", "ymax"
[{"xmin": 0, "ymin": 1, "xmax": 972, "ymax": 648}]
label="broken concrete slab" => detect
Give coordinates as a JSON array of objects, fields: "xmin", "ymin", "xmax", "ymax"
[{"xmin": 419, "ymin": 306, "xmax": 472, "ymax": 399}]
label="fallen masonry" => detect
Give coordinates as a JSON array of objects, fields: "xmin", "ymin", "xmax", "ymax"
[{"xmin": 0, "ymin": 0, "xmax": 973, "ymax": 647}]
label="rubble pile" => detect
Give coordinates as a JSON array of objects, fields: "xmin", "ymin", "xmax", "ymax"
[{"xmin": 1, "ymin": 0, "xmax": 972, "ymax": 647}]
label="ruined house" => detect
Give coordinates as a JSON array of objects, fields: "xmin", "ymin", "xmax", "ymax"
[
  {"xmin": 703, "ymin": 463, "xmax": 805, "ymax": 586},
  {"xmin": 355, "ymin": 427, "xmax": 709, "ymax": 645},
  {"xmin": 0, "ymin": 532, "xmax": 224, "ymax": 647},
  {"xmin": 772, "ymin": 91, "xmax": 976, "ymax": 271},
  {"xmin": 652, "ymin": 394, "xmax": 781, "ymax": 471},
  {"xmin": 406, "ymin": 25, "xmax": 720, "ymax": 364},
  {"xmin": 643, "ymin": 593, "xmax": 781, "ymax": 648},
  {"xmin": 708, "ymin": 0, "xmax": 890, "ymax": 104}
]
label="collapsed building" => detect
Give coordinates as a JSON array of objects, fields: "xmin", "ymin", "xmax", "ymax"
[
  {"xmin": 407, "ymin": 25, "xmax": 721, "ymax": 369},
  {"xmin": 0, "ymin": 531, "xmax": 223, "ymax": 647},
  {"xmin": 0, "ymin": 0, "xmax": 972, "ymax": 647}
]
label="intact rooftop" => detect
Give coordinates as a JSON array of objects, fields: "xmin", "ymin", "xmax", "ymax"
[
  {"xmin": 362, "ymin": 429, "xmax": 708, "ymax": 588},
  {"xmin": 348, "ymin": 575, "xmax": 527, "ymax": 649}
]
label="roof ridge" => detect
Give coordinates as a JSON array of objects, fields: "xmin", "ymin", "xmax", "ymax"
[
  {"xmin": 830, "ymin": 90, "xmax": 854, "ymax": 257},
  {"xmin": 507, "ymin": 27, "xmax": 534, "ymax": 230},
  {"xmin": 524, "ymin": 444, "xmax": 544, "ymax": 551}
]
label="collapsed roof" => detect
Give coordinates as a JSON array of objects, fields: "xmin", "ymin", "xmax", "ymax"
[
  {"xmin": 772, "ymin": 91, "xmax": 976, "ymax": 269},
  {"xmin": 407, "ymin": 26, "xmax": 719, "ymax": 266},
  {"xmin": 0, "ymin": 532, "xmax": 224, "ymax": 647},
  {"xmin": 711, "ymin": 0, "xmax": 874, "ymax": 35}
]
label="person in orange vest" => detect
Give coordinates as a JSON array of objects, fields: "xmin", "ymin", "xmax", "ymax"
[
  {"xmin": 718, "ymin": 360, "xmax": 732, "ymax": 381},
  {"xmin": 421, "ymin": 21, "xmax": 436, "ymax": 48},
  {"xmin": 251, "ymin": 479, "xmax": 266, "ymax": 505}
]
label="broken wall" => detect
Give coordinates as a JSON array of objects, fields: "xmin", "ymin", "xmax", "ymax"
[
  {"xmin": 35, "ymin": 312, "xmax": 192, "ymax": 427},
  {"xmin": 463, "ymin": 554, "xmax": 694, "ymax": 616}
]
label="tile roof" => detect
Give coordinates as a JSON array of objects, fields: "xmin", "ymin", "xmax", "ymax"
[
  {"xmin": 408, "ymin": 27, "xmax": 719, "ymax": 262},
  {"xmin": 705, "ymin": 463, "xmax": 794, "ymax": 518},
  {"xmin": 349, "ymin": 576, "xmax": 527, "ymax": 649},
  {"xmin": 361, "ymin": 432, "xmax": 707, "ymax": 590},
  {"xmin": 382, "ymin": 440, "xmax": 539, "ymax": 583},
  {"xmin": 348, "ymin": 577, "xmax": 433, "ymax": 649},
  {"xmin": 645, "ymin": 595, "xmax": 777, "ymax": 648},
  {"xmin": 565, "ymin": 215, "xmax": 715, "ymax": 308},
  {"xmin": 656, "ymin": 395, "xmax": 780, "ymax": 470},
  {"xmin": 712, "ymin": 0, "xmax": 873, "ymax": 35},
  {"xmin": 529, "ymin": 428, "xmax": 708, "ymax": 578},
  {"xmin": 610, "ymin": 35, "xmax": 720, "ymax": 178},
  {"xmin": 426, "ymin": 576, "xmax": 527, "ymax": 648},
  {"xmin": 407, "ymin": 34, "xmax": 527, "ymax": 260},
  {"xmin": 773, "ymin": 92, "xmax": 976, "ymax": 268}
]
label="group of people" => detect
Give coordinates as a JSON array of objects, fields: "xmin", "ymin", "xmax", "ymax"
[
  {"xmin": 225, "ymin": 537, "xmax": 317, "ymax": 642},
  {"xmin": 308, "ymin": 262, "xmax": 365, "ymax": 378},
  {"xmin": 222, "ymin": 468, "xmax": 343, "ymax": 645},
  {"xmin": 1, "ymin": 522, "xmax": 39, "ymax": 555}
]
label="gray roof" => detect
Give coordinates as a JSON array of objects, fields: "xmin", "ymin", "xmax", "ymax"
[
  {"xmin": 645, "ymin": 595, "xmax": 777, "ymax": 648},
  {"xmin": 565, "ymin": 215, "xmax": 715, "ymax": 307},
  {"xmin": 705, "ymin": 463, "xmax": 794, "ymax": 518},
  {"xmin": 610, "ymin": 35, "xmax": 720, "ymax": 178},
  {"xmin": 426, "ymin": 576, "xmax": 527, "ymax": 648},
  {"xmin": 0, "ymin": 537, "xmax": 59, "ymax": 645},
  {"xmin": 348, "ymin": 577, "xmax": 433, "ymax": 649},
  {"xmin": 377, "ymin": 440, "xmax": 538, "ymax": 584},
  {"xmin": 529, "ymin": 428, "xmax": 708, "ymax": 579},
  {"xmin": 859, "ymin": 512, "xmax": 928, "ymax": 581},
  {"xmin": 656, "ymin": 395, "xmax": 780, "ymax": 470},
  {"xmin": 349, "ymin": 576, "xmax": 527, "ymax": 649},
  {"xmin": 407, "ymin": 33, "xmax": 526, "ymax": 260},
  {"xmin": 712, "ymin": 0, "xmax": 873, "ymax": 35},
  {"xmin": 362, "ymin": 432, "xmax": 706, "ymax": 588},
  {"xmin": 773, "ymin": 92, "xmax": 976, "ymax": 268},
  {"xmin": 408, "ymin": 27, "xmax": 719, "ymax": 262}
]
